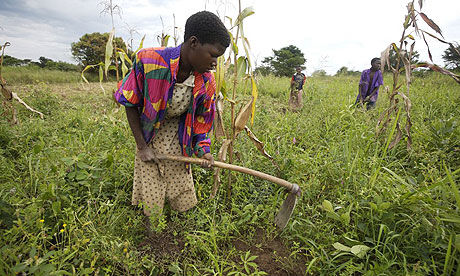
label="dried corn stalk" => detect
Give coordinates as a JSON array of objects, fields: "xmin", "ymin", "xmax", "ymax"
[{"xmin": 0, "ymin": 42, "xmax": 44, "ymax": 124}]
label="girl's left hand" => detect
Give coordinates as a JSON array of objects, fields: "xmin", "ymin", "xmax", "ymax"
[{"xmin": 200, "ymin": 153, "xmax": 214, "ymax": 169}]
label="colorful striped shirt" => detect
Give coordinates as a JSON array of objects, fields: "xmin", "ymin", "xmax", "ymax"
[{"xmin": 114, "ymin": 44, "xmax": 216, "ymax": 158}]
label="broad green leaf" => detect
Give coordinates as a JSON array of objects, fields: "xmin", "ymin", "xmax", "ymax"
[
  {"xmin": 236, "ymin": 56, "xmax": 247, "ymax": 79},
  {"xmin": 81, "ymin": 63, "xmax": 102, "ymax": 84},
  {"xmin": 322, "ymin": 200, "xmax": 334, "ymax": 213},
  {"xmin": 117, "ymin": 47, "xmax": 133, "ymax": 67},
  {"xmin": 455, "ymin": 234, "xmax": 460, "ymax": 250},
  {"xmin": 161, "ymin": 34, "xmax": 170, "ymax": 47},
  {"xmin": 119, "ymin": 52, "xmax": 128, "ymax": 78},
  {"xmin": 98, "ymin": 64, "xmax": 104, "ymax": 83},
  {"xmin": 214, "ymin": 55, "xmax": 225, "ymax": 94},
  {"xmin": 332, "ymin": 242, "xmax": 351, "ymax": 252},
  {"xmin": 104, "ymin": 28, "xmax": 115, "ymax": 78},
  {"xmin": 341, "ymin": 212, "xmax": 350, "ymax": 225},
  {"xmin": 228, "ymin": 31, "xmax": 238, "ymax": 55},
  {"xmin": 350, "ymin": 245, "xmax": 371, "ymax": 258},
  {"xmin": 233, "ymin": 7, "xmax": 255, "ymax": 28},
  {"xmin": 132, "ymin": 35, "xmax": 146, "ymax": 59}
]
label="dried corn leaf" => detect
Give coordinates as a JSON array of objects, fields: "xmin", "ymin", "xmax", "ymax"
[
  {"xmin": 380, "ymin": 45, "xmax": 392, "ymax": 73},
  {"xmin": 244, "ymin": 126, "xmax": 272, "ymax": 160},
  {"xmin": 412, "ymin": 63, "xmax": 460, "ymax": 84},
  {"xmin": 12, "ymin": 92, "xmax": 44, "ymax": 119},
  {"xmin": 214, "ymin": 93, "xmax": 226, "ymax": 138},
  {"xmin": 211, "ymin": 139, "xmax": 232, "ymax": 198},
  {"xmin": 419, "ymin": 13, "xmax": 443, "ymax": 38},
  {"xmin": 234, "ymin": 97, "xmax": 254, "ymax": 135},
  {"xmin": 388, "ymin": 122, "xmax": 403, "ymax": 149}
]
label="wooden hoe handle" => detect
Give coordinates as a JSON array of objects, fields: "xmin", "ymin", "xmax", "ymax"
[{"xmin": 156, "ymin": 153, "xmax": 296, "ymax": 192}]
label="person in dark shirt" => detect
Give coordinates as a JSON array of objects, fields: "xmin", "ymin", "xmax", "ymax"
[
  {"xmin": 289, "ymin": 67, "xmax": 306, "ymax": 110},
  {"xmin": 355, "ymin": 58, "xmax": 383, "ymax": 110}
]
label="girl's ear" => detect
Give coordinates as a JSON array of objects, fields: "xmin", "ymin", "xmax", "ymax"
[{"xmin": 189, "ymin": 36, "xmax": 199, "ymax": 49}]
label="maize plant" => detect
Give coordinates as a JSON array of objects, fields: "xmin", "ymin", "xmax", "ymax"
[
  {"xmin": 377, "ymin": 0, "xmax": 460, "ymax": 150},
  {"xmin": 212, "ymin": 2, "xmax": 276, "ymax": 199}
]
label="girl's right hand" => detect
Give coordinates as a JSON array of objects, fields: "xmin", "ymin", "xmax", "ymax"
[{"xmin": 138, "ymin": 147, "xmax": 159, "ymax": 163}]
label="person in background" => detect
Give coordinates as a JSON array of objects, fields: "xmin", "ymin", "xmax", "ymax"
[
  {"xmin": 289, "ymin": 66, "xmax": 306, "ymax": 110},
  {"xmin": 114, "ymin": 11, "xmax": 230, "ymax": 233},
  {"xmin": 355, "ymin": 57, "xmax": 383, "ymax": 110}
]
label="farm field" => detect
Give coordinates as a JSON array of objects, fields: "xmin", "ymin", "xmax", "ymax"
[{"xmin": 0, "ymin": 73, "xmax": 459, "ymax": 275}]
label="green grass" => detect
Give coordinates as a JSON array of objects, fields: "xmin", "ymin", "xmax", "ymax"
[
  {"xmin": 0, "ymin": 73, "xmax": 458, "ymax": 275},
  {"xmin": 1, "ymin": 66, "xmax": 115, "ymax": 84}
]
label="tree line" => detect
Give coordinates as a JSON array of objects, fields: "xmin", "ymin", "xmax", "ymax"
[{"xmin": 4, "ymin": 31, "xmax": 459, "ymax": 77}]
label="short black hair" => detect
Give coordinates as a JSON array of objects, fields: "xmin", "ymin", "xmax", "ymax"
[
  {"xmin": 371, "ymin": 57, "xmax": 380, "ymax": 64},
  {"xmin": 184, "ymin": 11, "xmax": 230, "ymax": 48}
]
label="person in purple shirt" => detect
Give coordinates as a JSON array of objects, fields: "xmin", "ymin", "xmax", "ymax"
[{"xmin": 355, "ymin": 57, "xmax": 383, "ymax": 110}]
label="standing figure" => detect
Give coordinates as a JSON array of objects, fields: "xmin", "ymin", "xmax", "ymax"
[
  {"xmin": 289, "ymin": 67, "xmax": 306, "ymax": 110},
  {"xmin": 114, "ymin": 11, "xmax": 230, "ymax": 224},
  {"xmin": 355, "ymin": 57, "xmax": 383, "ymax": 110}
]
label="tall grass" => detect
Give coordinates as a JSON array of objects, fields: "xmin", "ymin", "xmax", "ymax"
[
  {"xmin": 2, "ymin": 66, "xmax": 111, "ymax": 84},
  {"xmin": 0, "ymin": 74, "xmax": 458, "ymax": 274}
]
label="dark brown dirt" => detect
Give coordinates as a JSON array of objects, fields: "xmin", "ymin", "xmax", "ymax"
[{"xmin": 232, "ymin": 228, "xmax": 307, "ymax": 275}]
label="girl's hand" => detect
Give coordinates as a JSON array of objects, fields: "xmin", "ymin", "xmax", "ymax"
[
  {"xmin": 138, "ymin": 147, "xmax": 159, "ymax": 163},
  {"xmin": 200, "ymin": 153, "xmax": 214, "ymax": 169}
]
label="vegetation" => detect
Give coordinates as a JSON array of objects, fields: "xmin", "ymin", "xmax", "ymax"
[
  {"xmin": 256, "ymin": 45, "xmax": 306, "ymax": 77},
  {"xmin": 2, "ymin": 55, "xmax": 79, "ymax": 71},
  {"xmin": 442, "ymin": 42, "xmax": 460, "ymax": 70},
  {"xmin": 71, "ymin": 32, "xmax": 127, "ymax": 68},
  {"xmin": 0, "ymin": 72, "xmax": 458, "ymax": 274}
]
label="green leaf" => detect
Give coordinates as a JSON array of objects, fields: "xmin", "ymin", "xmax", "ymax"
[
  {"xmin": 104, "ymin": 28, "xmax": 115, "ymax": 78},
  {"xmin": 322, "ymin": 200, "xmax": 334, "ymax": 213},
  {"xmin": 332, "ymin": 242, "xmax": 351, "ymax": 252},
  {"xmin": 132, "ymin": 35, "xmax": 146, "ymax": 59},
  {"xmin": 228, "ymin": 31, "xmax": 238, "ymax": 55},
  {"xmin": 350, "ymin": 245, "xmax": 371, "ymax": 258},
  {"xmin": 236, "ymin": 56, "xmax": 248, "ymax": 78},
  {"xmin": 233, "ymin": 7, "xmax": 255, "ymax": 27},
  {"xmin": 455, "ymin": 234, "xmax": 460, "ymax": 250},
  {"xmin": 119, "ymin": 52, "xmax": 128, "ymax": 78}
]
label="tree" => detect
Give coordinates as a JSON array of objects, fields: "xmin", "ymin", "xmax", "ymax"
[
  {"xmin": 71, "ymin": 32, "xmax": 126, "ymax": 67},
  {"xmin": 335, "ymin": 66, "xmax": 360, "ymax": 76},
  {"xmin": 258, "ymin": 45, "xmax": 306, "ymax": 77},
  {"xmin": 311, "ymin": 69, "xmax": 327, "ymax": 77},
  {"xmin": 442, "ymin": 43, "xmax": 460, "ymax": 70}
]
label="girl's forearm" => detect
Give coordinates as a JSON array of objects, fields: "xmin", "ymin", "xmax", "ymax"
[{"xmin": 125, "ymin": 106, "xmax": 148, "ymax": 150}]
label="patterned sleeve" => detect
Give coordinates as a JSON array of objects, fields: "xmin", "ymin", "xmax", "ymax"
[
  {"xmin": 192, "ymin": 77, "xmax": 216, "ymax": 157},
  {"xmin": 113, "ymin": 56, "xmax": 144, "ymax": 107}
]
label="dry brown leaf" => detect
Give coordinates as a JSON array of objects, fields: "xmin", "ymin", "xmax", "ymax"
[
  {"xmin": 380, "ymin": 45, "xmax": 392, "ymax": 73},
  {"xmin": 211, "ymin": 139, "xmax": 232, "ymax": 198},
  {"xmin": 12, "ymin": 92, "xmax": 44, "ymax": 119},
  {"xmin": 234, "ymin": 97, "xmax": 253, "ymax": 135},
  {"xmin": 419, "ymin": 13, "xmax": 443, "ymax": 38},
  {"xmin": 412, "ymin": 63, "xmax": 460, "ymax": 84},
  {"xmin": 214, "ymin": 94, "xmax": 226, "ymax": 138},
  {"xmin": 244, "ymin": 126, "xmax": 273, "ymax": 160},
  {"xmin": 389, "ymin": 122, "xmax": 403, "ymax": 149}
]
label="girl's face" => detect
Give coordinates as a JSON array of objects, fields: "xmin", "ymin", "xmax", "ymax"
[{"xmin": 189, "ymin": 38, "xmax": 226, "ymax": 73}]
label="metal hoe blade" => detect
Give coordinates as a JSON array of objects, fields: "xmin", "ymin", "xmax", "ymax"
[{"xmin": 274, "ymin": 184, "xmax": 301, "ymax": 230}]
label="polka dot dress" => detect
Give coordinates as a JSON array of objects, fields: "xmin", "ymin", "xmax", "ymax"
[{"xmin": 132, "ymin": 74, "xmax": 197, "ymax": 216}]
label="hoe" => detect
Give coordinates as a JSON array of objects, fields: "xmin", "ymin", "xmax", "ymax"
[{"xmin": 156, "ymin": 154, "xmax": 301, "ymax": 230}]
